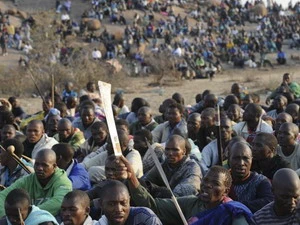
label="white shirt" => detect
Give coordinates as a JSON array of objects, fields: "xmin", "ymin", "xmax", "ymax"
[
  {"xmin": 92, "ymin": 50, "xmax": 102, "ymax": 59},
  {"xmin": 61, "ymin": 14, "xmax": 70, "ymax": 21}
]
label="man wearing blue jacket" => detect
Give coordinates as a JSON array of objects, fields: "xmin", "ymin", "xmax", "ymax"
[{"xmin": 52, "ymin": 143, "xmax": 91, "ymax": 191}]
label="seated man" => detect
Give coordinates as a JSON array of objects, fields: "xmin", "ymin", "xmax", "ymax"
[
  {"xmin": 45, "ymin": 109, "xmax": 62, "ymax": 138},
  {"xmin": 151, "ymin": 103, "xmax": 187, "ymax": 144},
  {"xmin": 251, "ymin": 132, "xmax": 291, "ymax": 180},
  {"xmin": 79, "ymin": 121, "xmax": 108, "ymax": 160},
  {"xmin": 266, "ymin": 95, "xmax": 287, "ymax": 120},
  {"xmin": 253, "ymin": 168, "xmax": 300, "ymax": 224},
  {"xmin": 187, "ymin": 113, "xmax": 201, "ymax": 149},
  {"xmin": 54, "ymin": 118, "xmax": 85, "ymax": 152},
  {"xmin": 117, "ymin": 157, "xmax": 253, "ymax": 225},
  {"xmin": 233, "ymin": 103, "xmax": 273, "ymax": 144},
  {"xmin": 197, "ymin": 107, "xmax": 218, "ymax": 151},
  {"xmin": 82, "ymin": 129, "xmax": 143, "ymax": 184},
  {"xmin": 0, "ymin": 188, "xmax": 58, "ymax": 225},
  {"xmin": 133, "ymin": 129, "xmax": 164, "ymax": 174},
  {"xmin": 95, "ymin": 180, "xmax": 163, "ymax": 225},
  {"xmin": 277, "ymin": 122, "xmax": 300, "ymax": 175},
  {"xmin": 228, "ymin": 142, "xmax": 274, "ymax": 213},
  {"xmin": 1, "ymin": 124, "xmax": 17, "ymax": 143},
  {"xmin": 200, "ymin": 117, "xmax": 233, "ymax": 175},
  {"xmin": 143, "ymin": 134, "xmax": 201, "ymax": 197},
  {"xmin": 129, "ymin": 106, "xmax": 158, "ymax": 135},
  {"xmin": 0, "ymin": 149, "xmax": 72, "ymax": 217},
  {"xmin": 61, "ymin": 190, "xmax": 93, "ymax": 225},
  {"xmin": 274, "ymin": 112, "xmax": 293, "ymax": 137},
  {"xmin": 52, "ymin": 143, "xmax": 91, "ymax": 191},
  {"xmin": 72, "ymin": 103, "xmax": 100, "ymax": 140},
  {"xmin": 22, "ymin": 120, "xmax": 58, "ymax": 159},
  {"xmin": 0, "ymin": 138, "xmax": 33, "ymax": 187}
]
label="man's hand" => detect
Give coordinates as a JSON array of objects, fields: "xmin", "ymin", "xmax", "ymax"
[{"xmin": 115, "ymin": 155, "xmax": 140, "ymax": 188}]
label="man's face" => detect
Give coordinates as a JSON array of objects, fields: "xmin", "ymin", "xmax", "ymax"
[
  {"xmin": 133, "ymin": 135, "xmax": 147, "ymax": 152},
  {"xmin": 5, "ymin": 203, "xmax": 29, "ymax": 225},
  {"xmin": 47, "ymin": 115, "xmax": 61, "ymax": 134},
  {"xmin": 1, "ymin": 126, "xmax": 15, "ymax": 141},
  {"xmin": 220, "ymin": 119, "xmax": 232, "ymax": 142},
  {"xmin": 165, "ymin": 138, "xmax": 185, "ymax": 165},
  {"xmin": 273, "ymin": 184, "xmax": 300, "ymax": 215},
  {"xmin": 199, "ymin": 171, "xmax": 227, "ymax": 204},
  {"xmin": 91, "ymin": 127, "xmax": 107, "ymax": 145},
  {"xmin": 201, "ymin": 112, "xmax": 214, "ymax": 128},
  {"xmin": 58, "ymin": 123, "xmax": 73, "ymax": 141},
  {"xmin": 278, "ymin": 124, "xmax": 296, "ymax": 147},
  {"xmin": 242, "ymin": 105, "xmax": 257, "ymax": 122},
  {"xmin": 229, "ymin": 145, "xmax": 252, "ymax": 181},
  {"xmin": 167, "ymin": 107, "xmax": 182, "ymax": 125},
  {"xmin": 26, "ymin": 123, "xmax": 44, "ymax": 143},
  {"xmin": 283, "ymin": 74, "xmax": 291, "ymax": 84},
  {"xmin": 227, "ymin": 107, "xmax": 240, "ymax": 122},
  {"xmin": 187, "ymin": 116, "xmax": 201, "ymax": 136},
  {"xmin": 272, "ymin": 96, "xmax": 285, "ymax": 110},
  {"xmin": 81, "ymin": 108, "xmax": 95, "ymax": 126},
  {"xmin": 42, "ymin": 99, "xmax": 53, "ymax": 112},
  {"xmin": 251, "ymin": 136, "xmax": 272, "ymax": 161},
  {"xmin": 137, "ymin": 109, "xmax": 152, "ymax": 126},
  {"xmin": 100, "ymin": 187, "xmax": 130, "ymax": 225},
  {"xmin": 87, "ymin": 83, "xmax": 96, "ymax": 92},
  {"xmin": 34, "ymin": 155, "xmax": 56, "ymax": 181},
  {"xmin": 275, "ymin": 114, "xmax": 290, "ymax": 134},
  {"xmin": 105, "ymin": 160, "xmax": 128, "ymax": 180},
  {"xmin": 61, "ymin": 198, "xmax": 88, "ymax": 225}
]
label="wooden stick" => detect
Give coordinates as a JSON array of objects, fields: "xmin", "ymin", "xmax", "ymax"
[
  {"xmin": 0, "ymin": 145, "xmax": 32, "ymax": 174},
  {"xmin": 18, "ymin": 207, "xmax": 24, "ymax": 225}
]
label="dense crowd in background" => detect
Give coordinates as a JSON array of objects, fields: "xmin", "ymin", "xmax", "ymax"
[{"xmin": 2, "ymin": 0, "xmax": 300, "ymax": 77}]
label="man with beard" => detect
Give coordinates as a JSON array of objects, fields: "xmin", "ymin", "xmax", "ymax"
[
  {"xmin": 54, "ymin": 118, "xmax": 85, "ymax": 152},
  {"xmin": 200, "ymin": 117, "xmax": 233, "ymax": 175},
  {"xmin": 276, "ymin": 122, "xmax": 300, "ymax": 175},
  {"xmin": 253, "ymin": 168, "xmax": 300, "ymax": 224},
  {"xmin": 233, "ymin": 103, "xmax": 273, "ymax": 144},
  {"xmin": 0, "ymin": 149, "xmax": 72, "ymax": 217}
]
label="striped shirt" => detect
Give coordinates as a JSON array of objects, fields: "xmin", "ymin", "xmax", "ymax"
[{"xmin": 253, "ymin": 202, "xmax": 300, "ymax": 225}]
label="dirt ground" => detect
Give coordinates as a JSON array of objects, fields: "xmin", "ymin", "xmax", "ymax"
[{"xmin": 1, "ymin": 0, "xmax": 300, "ymax": 115}]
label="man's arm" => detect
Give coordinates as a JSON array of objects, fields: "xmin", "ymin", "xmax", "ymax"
[
  {"xmin": 37, "ymin": 178, "xmax": 72, "ymax": 216},
  {"xmin": 117, "ymin": 156, "xmax": 199, "ymax": 225}
]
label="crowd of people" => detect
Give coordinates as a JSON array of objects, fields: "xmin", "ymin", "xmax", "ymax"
[
  {"xmin": 0, "ymin": 71, "xmax": 299, "ymax": 224},
  {"xmin": 1, "ymin": 0, "xmax": 300, "ymax": 224},
  {"xmin": 2, "ymin": 0, "xmax": 300, "ymax": 78}
]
